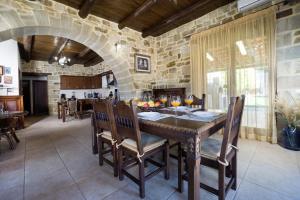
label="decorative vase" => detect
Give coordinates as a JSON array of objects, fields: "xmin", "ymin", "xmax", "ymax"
[{"xmin": 281, "ymin": 126, "xmax": 300, "ymax": 151}]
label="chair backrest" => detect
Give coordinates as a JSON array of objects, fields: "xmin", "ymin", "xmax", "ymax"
[
  {"xmin": 113, "ymin": 100, "xmax": 143, "ymax": 154},
  {"xmin": 92, "ymin": 99, "xmax": 118, "ymax": 140},
  {"xmin": 219, "ymin": 95, "xmax": 245, "ymax": 162},
  {"xmin": 68, "ymin": 99, "xmax": 77, "ymax": 114},
  {"xmin": 191, "ymin": 94, "xmax": 206, "ymax": 110}
]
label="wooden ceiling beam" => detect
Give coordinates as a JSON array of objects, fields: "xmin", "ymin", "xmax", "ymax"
[
  {"xmin": 118, "ymin": 0, "xmax": 158, "ymax": 30},
  {"xmin": 142, "ymin": 0, "xmax": 216, "ymax": 37},
  {"xmin": 84, "ymin": 55, "xmax": 104, "ymax": 67},
  {"xmin": 23, "ymin": 35, "xmax": 34, "ymax": 62},
  {"xmin": 78, "ymin": 0, "xmax": 97, "ymax": 19},
  {"xmin": 48, "ymin": 38, "xmax": 69, "ymax": 64}
]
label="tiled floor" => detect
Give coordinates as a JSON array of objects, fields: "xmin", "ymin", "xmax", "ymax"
[{"xmin": 0, "ymin": 116, "xmax": 299, "ymax": 200}]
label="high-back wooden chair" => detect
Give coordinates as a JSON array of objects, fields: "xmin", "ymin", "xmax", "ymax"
[
  {"xmin": 191, "ymin": 94, "xmax": 206, "ymax": 110},
  {"xmin": 178, "ymin": 95, "xmax": 245, "ymax": 200},
  {"xmin": 92, "ymin": 99, "xmax": 119, "ymax": 177},
  {"xmin": 113, "ymin": 100, "xmax": 170, "ymax": 198}
]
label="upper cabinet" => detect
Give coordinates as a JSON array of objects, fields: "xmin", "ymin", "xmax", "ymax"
[{"xmin": 60, "ymin": 74, "xmax": 103, "ymax": 90}]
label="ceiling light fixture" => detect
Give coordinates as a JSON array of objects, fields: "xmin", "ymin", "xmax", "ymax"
[
  {"xmin": 54, "ymin": 54, "xmax": 71, "ymax": 67},
  {"xmin": 236, "ymin": 40, "xmax": 247, "ymax": 55},
  {"xmin": 206, "ymin": 52, "xmax": 214, "ymax": 62}
]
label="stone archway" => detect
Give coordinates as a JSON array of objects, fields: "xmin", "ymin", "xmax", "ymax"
[{"xmin": 0, "ymin": 0, "xmax": 136, "ymax": 99}]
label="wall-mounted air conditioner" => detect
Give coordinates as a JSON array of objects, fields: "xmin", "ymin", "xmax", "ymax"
[{"xmin": 237, "ymin": 0, "xmax": 272, "ymax": 12}]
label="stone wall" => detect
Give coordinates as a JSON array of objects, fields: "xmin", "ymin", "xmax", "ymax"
[
  {"xmin": 154, "ymin": 2, "xmax": 238, "ymax": 94},
  {"xmin": 0, "ymin": 0, "xmax": 157, "ymax": 98},
  {"xmin": 276, "ymin": 2, "xmax": 300, "ymax": 100},
  {"xmin": 154, "ymin": 1, "xmax": 300, "ymax": 99},
  {"xmin": 22, "ymin": 60, "xmax": 108, "ymax": 114}
]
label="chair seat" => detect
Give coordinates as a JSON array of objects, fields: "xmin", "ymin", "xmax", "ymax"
[
  {"xmin": 122, "ymin": 132, "xmax": 166, "ymax": 153},
  {"xmin": 201, "ymin": 137, "xmax": 232, "ymax": 160},
  {"xmin": 99, "ymin": 131, "xmax": 113, "ymax": 141}
]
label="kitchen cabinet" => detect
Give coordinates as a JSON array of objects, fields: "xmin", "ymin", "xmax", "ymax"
[{"xmin": 60, "ymin": 75, "xmax": 102, "ymax": 90}]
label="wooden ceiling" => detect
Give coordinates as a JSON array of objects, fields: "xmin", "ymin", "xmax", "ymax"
[
  {"xmin": 53, "ymin": 0, "xmax": 234, "ymax": 37},
  {"xmin": 17, "ymin": 35, "xmax": 103, "ymax": 67}
]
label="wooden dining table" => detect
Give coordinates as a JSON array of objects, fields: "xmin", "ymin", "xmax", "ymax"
[{"xmin": 138, "ymin": 108, "xmax": 227, "ymax": 200}]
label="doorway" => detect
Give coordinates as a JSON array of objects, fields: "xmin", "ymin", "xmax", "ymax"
[{"xmin": 22, "ymin": 74, "xmax": 49, "ymax": 116}]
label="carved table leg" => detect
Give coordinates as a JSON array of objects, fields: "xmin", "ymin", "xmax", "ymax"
[
  {"xmin": 62, "ymin": 106, "xmax": 66, "ymax": 123},
  {"xmin": 186, "ymin": 136, "xmax": 201, "ymax": 200}
]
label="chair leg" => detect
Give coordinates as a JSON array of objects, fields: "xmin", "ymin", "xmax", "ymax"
[
  {"xmin": 112, "ymin": 145, "xmax": 118, "ymax": 177},
  {"xmin": 225, "ymin": 163, "xmax": 232, "ymax": 178},
  {"xmin": 118, "ymin": 148, "xmax": 124, "ymax": 181},
  {"xmin": 164, "ymin": 143, "xmax": 170, "ymax": 180},
  {"xmin": 218, "ymin": 164, "xmax": 225, "ymax": 200},
  {"xmin": 5, "ymin": 133, "xmax": 15, "ymax": 150},
  {"xmin": 177, "ymin": 143, "xmax": 184, "ymax": 193},
  {"xmin": 232, "ymin": 154, "xmax": 237, "ymax": 190},
  {"xmin": 10, "ymin": 128, "xmax": 20, "ymax": 143},
  {"xmin": 98, "ymin": 137, "xmax": 104, "ymax": 166},
  {"xmin": 139, "ymin": 159, "xmax": 145, "ymax": 198}
]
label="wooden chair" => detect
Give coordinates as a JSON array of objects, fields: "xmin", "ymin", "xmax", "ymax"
[
  {"xmin": 0, "ymin": 117, "xmax": 19, "ymax": 150},
  {"xmin": 113, "ymin": 100, "xmax": 170, "ymax": 198},
  {"xmin": 62, "ymin": 99, "xmax": 78, "ymax": 122},
  {"xmin": 190, "ymin": 94, "xmax": 206, "ymax": 110},
  {"xmin": 178, "ymin": 95, "xmax": 245, "ymax": 200},
  {"xmin": 92, "ymin": 99, "xmax": 119, "ymax": 177}
]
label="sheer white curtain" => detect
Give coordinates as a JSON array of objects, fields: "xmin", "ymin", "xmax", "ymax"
[{"xmin": 191, "ymin": 7, "xmax": 277, "ymax": 142}]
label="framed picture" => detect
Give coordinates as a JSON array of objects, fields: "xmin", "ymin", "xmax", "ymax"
[
  {"xmin": 135, "ymin": 54, "xmax": 151, "ymax": 73},
  {"xmin": 0, "ymin": 66, "xmax": 3, "ymax": 75},
  {"xmin": 4, "ymin": 76, "xmax": 12, "ymax": 84},
  {"xmin": 4, "ymin": 67, "xmax": 11, "ymax": 75}
]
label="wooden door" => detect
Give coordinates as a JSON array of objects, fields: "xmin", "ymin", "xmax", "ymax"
[
  {"xmin": 33, "ymin": 80, "xmax": 49, "ymax": 115},
  {"xmin": 22, "ymin": 80, "xmax": 31, "ymax": 114}
]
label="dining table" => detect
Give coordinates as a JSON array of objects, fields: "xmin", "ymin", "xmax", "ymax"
[{"xmin": 137, "ymin": 107, "xmax": 227, "ymax": 200}]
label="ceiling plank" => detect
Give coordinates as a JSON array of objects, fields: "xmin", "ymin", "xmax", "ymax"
[
  {"xmin": 142, "ymin": 0, "xmax": 230, "ymax": 37},
  {"xmin": 84, "ymin": 55, "xmax": 104, "ymax": 67},
  {"xmin": 78, "ymin": 0, "xmax": 97, "ymax": 19},
  {"xmin": 118, "ymin": 0, "xmax": 158, "ymax": 30},
  {"xmin": 68, "ymin": 47, "xmax": 91, "ymax": 65},
  {"xmin": 48, "ymin": 38, "xmax": 69, "ymax": 64}
]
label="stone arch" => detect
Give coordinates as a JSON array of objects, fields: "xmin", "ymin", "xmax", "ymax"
[{"xmin": 0, "ymin": 1, "xmax": 136, "ymax": 98}]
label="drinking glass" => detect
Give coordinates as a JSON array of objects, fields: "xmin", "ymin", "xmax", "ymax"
[
  {"xmin": 171, "ymin": 96, "xmax": 181, "ymax": 116},
  {"xmin": 159, "ymin": 95, "xmax": 168, "ymax": 107},
  {"xmin": 184, "ymin": 95, "xmax": 193, "ymax": 107}
]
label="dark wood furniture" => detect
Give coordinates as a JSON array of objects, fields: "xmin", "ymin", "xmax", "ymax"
[
  {"xmin": 153, "ymin": 88, "xmax": 186, "ymax": 99},
  {"xmin": 137, "ymin": 111, "xmax": 227, "ymax": 200},
  {"xmin": 0, "ymin": 96, "xmax": 25, "ymax": 128},
  {"xmin": 61, "ymin": 99, "xmax": 78, "ymax": 122},
  {"xmin": 113, "ymin": 101, "xmax": 170, "ymax": 198},
  {"xmin": 92, "ymin": 99, "xmax": 118, "ymax": 177},
  {"xmin": 190, "ymin": 94, "xmax": 206, "ymax": 110},
  {"xmin": 77, "ymin": 99, "xmax": 95, "ymax": 118},
  {"xmin": 178, "ymin": 95, "xmax": 245, "ymax": 200},
  {"xmin": 60, "ymin": 74, "xmax": 102, "ymax": 89},
  {"xmin": 0, "ymin": 117, "xmax": 19, "ymax": 150}
]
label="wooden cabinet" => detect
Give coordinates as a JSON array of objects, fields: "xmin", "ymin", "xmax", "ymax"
[
  {"xmin": 60, "ymin": 75, "xmax": 102, "ymax": 89},
  {"xmin": 0, "ymin": 95, "xmax": 24, "ymax": 111}
]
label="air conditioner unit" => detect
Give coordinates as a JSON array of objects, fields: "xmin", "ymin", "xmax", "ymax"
[{"xmin": 237, "ymin": 0, "xmax": 272, "ymax": 12}]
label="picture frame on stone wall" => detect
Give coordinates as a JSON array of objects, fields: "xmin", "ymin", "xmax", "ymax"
[{"xmin": 135, "ymin": 54, "xmax": 151, "ymax": 73}]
